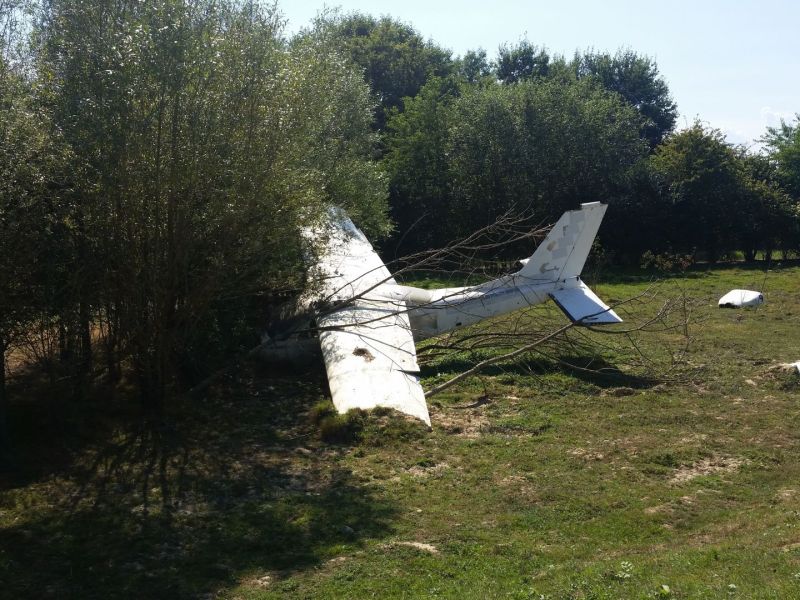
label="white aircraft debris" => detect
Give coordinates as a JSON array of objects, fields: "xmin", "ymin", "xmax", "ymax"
[
  {"xmin": 780, "ymin": 361, "xmax": 800, "ymax": 375},
  {"xmin": 261, "ymin": 202, "xmax": 621, "ymax": 426},
  {"xmin": 718, "ymin": 289, "xmax": 764, "ymax": 308}
]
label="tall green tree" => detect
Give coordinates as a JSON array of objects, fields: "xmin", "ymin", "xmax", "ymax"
[
  {"xmin": 448, "ymin": 78, "xmax": 646, "ymax": 231},
  {"xmin": 35, "ymin": 0, "xmax": 388, "ymax": 409},
  {"xmin": 650, "ymin": 123, "xmax": 745, "ymax": 261},
  {"xmin": 308, "ymin": 12, "xmax": 454, "ymax": 130},
  {"xmin": 383, "ymin": 76, "xmax": 460, "ymax": 251},
  {"xmin": 762, "ymin": 115, "xmax": 800, "ymax": 200},
  {"xmin": 495, "ymin": 40, "xmax": 549, "ymax": 84},
  {"xmin": 738, "ymin": 152, "xmax": 799, "ymax": 259},
  {"xmin": 1, "ymin": 0, "xmax": 71, "ymax": 465},
  {"xmin": 385, "ymin": 77, "xmax": 647, "ymax": 255},
  {"xmin": 458, "ymin": 49, "xmax": 491, "ymax": 83},
  {"xmin": 575, "ymin": 50, "xmax": 677, "ymax": 148},
  {"xmin": 597, "ymin": 132, "xmax": 799, "ymax": 264}
]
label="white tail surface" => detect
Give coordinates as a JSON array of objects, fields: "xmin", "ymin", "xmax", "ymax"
[
  {"xmin": 549, "ymin": 281, "xmax": 622, "ymax": 324},
  {"xmin": 519, "ymin": 202, "xmax": 607, "ymax": 282}
]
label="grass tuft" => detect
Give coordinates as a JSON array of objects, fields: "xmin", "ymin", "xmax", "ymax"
[
  {"xmin": 308, "ymin": 399, "xmax": 337, "ymax": 426},
  {"xmin": 318, "ymin": 410, "xmax": 367, "ymax": 444}
]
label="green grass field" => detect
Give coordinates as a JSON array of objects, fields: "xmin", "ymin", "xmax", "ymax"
[{"xmin": 2, "ymin": 263, "xmax": 800, "ymax": 599}]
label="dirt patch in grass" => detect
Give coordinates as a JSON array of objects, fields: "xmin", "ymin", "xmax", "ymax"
[
  {"xmin": 670, "ymin": 456, "xmax": 746, "ymax": 485},
  {"xmin": 496, "ymin": 474, "xmax": 540, "ymax": 501},
  {"xmin": 245, "ymin": 574, "xmax": 273, "ymax": 589},
  {"xmin": 568, "ymin": 447, "xmax": 606, "ymax": 461},
  {"xmin": 382, "ymin": 541, "xmax": 439, "ymax": 554},
  {"xmin": 643, "ymin": 503, "xmax": 672, "ymax": 515},
  {"xmin": 407, "ymin": 461, "xmax": 450, "ymax": 478},
  {"xmin": 601, "ymin": 386, "xmax": 637, "ymax": 397},
  {"xmin": 432, "ymin": 407, "xmax": 490, "ymax": 438}
]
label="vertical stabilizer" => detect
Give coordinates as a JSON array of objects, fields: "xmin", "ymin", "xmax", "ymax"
[{"xmin": 518, "ymin": 202, "xmax": 607, "ymax": 282}]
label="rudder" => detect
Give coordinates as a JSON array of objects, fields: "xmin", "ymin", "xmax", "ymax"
[{"xmin": 518, "ymin": 202, "xmax": 607, "ymax": 282}]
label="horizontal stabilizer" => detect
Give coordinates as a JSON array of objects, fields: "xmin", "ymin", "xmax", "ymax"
[{"xmin": 549, "ymin": 281, "xmax": 622, "ymax": 325}]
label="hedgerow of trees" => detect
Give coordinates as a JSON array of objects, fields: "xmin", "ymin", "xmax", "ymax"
[
  {"xmin": 2, "ymin": 4, "xmax": 800, "ymax": 464},
  {"xmin": 0, "ymin": 1, "xmax": 390, "ymax": 459}
]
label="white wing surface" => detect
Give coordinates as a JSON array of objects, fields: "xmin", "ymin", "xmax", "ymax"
[
  {"xmin": 309, "ymin": 210, "xmax": 430, "ymax": 425},
  {"xmin": 318, "ymin": 303, "xmax": 429, "ymax": 425}
]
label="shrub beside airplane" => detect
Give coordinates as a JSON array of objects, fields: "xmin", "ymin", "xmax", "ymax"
[{"xmin": 260, "ymin": 202, "xmax": 621, "ymax": 426}]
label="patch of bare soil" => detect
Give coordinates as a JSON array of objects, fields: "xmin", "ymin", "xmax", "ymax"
[
  {"xmin": 764, "ymin": 362, "xmax": 800, "ymax": 377},
  {"xmin": 677, "ymin": 433, "xmax": 708, "ymax": 445},
  {"xmin": 496, "ymin": 474, "xmax": 539, "ymax": 501},
  {"xmin": 670, "ymin": 456, "xmax": 745, "ymax": 485},
  {"xmin": 382, "ymin": 541, "xmax": 439, "ymax": 554},
  {"xmin": 643, "ymin": 504, "xmax": 671, "ymax": 515},
  {"xmin": 567, "ymin": 447, "xmax": 606, "ymax": 461},
  {"xmin": 644, "ymin": 493, "xmax": 697, "ymax": 515},
  {"xmin": 781, "ymin": 541, "xmax": 800, "ymax": 553},
  {"xmin": 600, "ymin": 387, "xmax": 637, "ymax": 397},
  {"xmin": 407, "ymin": 462, "xmax": 450, "ymax": 478},
  {"xmin": 433, "ymin": 407, "xmax": 490, "ymax": 438},
  {"xmin": 245, "ymin": 574, "xmax": 272, "ymax": 588}
]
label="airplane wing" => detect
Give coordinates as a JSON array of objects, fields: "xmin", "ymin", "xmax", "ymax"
[
  {"xmin": 309, "ymin": 209, "xmax": 431, "ymax": 425},
  {"xmin": 318, "ymin": 302, "xmax": 430, "ymax": 425}
]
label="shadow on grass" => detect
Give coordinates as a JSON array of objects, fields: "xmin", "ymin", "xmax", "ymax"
[
  {"xmin": 422, "ymin": 354, "xmax": 658, "ymax": 390},
  {"xmin": 0, "ymin": 363, "xmax": 397, "ymax": 599},
  {"xmin": 554, "ymin": 355, "xmax": 659, "ymax": 389}
]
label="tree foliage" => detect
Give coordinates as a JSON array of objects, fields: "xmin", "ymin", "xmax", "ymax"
[
  {"xmin": 593, "ymin": 125, "xmax": 799, "ymax": 265},
  {"xmin": 458, "ymin": 49, "xmax": 491, "ymax": 83},
  {"xmin": 310, "ymin": 12, "xmax": 454, "ymax": 130},
  {"xmin": 762, "ymin": 115, "xmax": 800, "ymax": 199},
  {"xmin": 574, "ymin": 50, "xmax": 678, "ymax": 148},
  {"xmin": 385, "ymin": 76, "xmax": 648, "ymax": 255},
  {"xmin": 2, "ymin": 0, "xmax": 388, "ymax": 416},
  {"xmin": 649, "ymin": 124, "xmax": 743, "ymax": 260},
  {"xmin": 495, "ymin": 40, "xmax": 549, "ymax": 84}
]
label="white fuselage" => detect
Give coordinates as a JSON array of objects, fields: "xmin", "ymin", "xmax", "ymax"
[
  {"xmin": 259, "ymin": 275, "xmax": 569, "ymax": 364},
  {"xmin": 259, "ymin": 202, "xmax": 621, "ymax": 371},
  {"xmin": 374, "ymin": 274, "xmax": 577, "ymax": 340}
]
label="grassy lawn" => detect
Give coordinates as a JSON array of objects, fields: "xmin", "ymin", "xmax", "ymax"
[{"xmin": 2, "ymin": 263, "xmax": 800, "ymax": 599}]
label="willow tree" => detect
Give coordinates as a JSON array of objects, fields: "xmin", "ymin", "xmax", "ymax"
[{"xmin": 35, "ymin": 0, "xmax": 388, "ymax": 409}]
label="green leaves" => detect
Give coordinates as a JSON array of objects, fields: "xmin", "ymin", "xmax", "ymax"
[
  {"xmin": 495, "ymin": 41, "xmax": 550, "ymax": 84},
  {"xmin": 576, "ymin": 50, "xmax": 678, "ymax": 148},
  {"xmin": 384, "ymin": 76, "xmax": 647, "ymax": 255},
  {"xmin": 303, "ymin": 11, "xmax": 454, "ymax": 131},
  {"xmin": 1, "ymin": 0, "xmax": 390, "ymax": 402},
  {"xmin": 762, "ymin": 114, "xmax": 800, "ymax": 199}
]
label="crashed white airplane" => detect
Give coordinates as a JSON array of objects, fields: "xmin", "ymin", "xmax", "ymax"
[{"xmin": 261, "ymin": 202, "xmax": 621, "ymax": 426}]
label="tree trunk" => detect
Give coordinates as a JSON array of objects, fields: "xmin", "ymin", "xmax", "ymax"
[
  {"xmin": 80, "ymin": 300, "xmax": 92, "ymax": 374},
  {"xmin": 105, "ymin": 308, "xmax": 121, "ymax": 384},
  {"xmin": 0, "ymin": 333, "xmax": 13, "ymax": 471},
  {"xmin": 58, "ymin": 319, "xmax": 70, "ymax": 363}
]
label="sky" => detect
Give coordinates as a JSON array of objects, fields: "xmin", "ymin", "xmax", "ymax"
[{"xmin": 278, "ymin": 0, "xmax": 799, "ymax": 148}]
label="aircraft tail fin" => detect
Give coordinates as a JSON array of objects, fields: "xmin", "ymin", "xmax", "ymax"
[{"xmin": 518, "ymin": 202, "xmax": 607, "ymax": 282}]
